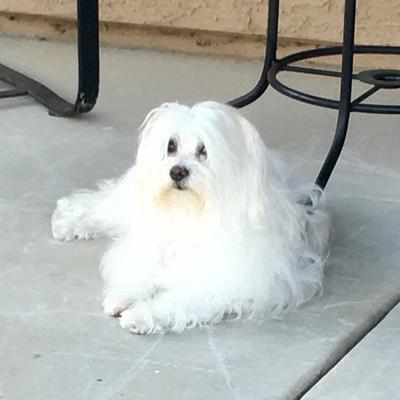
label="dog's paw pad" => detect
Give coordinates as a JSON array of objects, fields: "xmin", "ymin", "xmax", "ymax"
[
  {"xmin": 127, "ymin": 324, "xmax": 152, "ymax": 335},
  {"xmin": 119, "ymin": 307, "xmax": 155, "ymax": 335}
]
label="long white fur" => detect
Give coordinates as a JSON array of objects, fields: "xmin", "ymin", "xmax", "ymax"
[{"xmin": 52, "ymin": 101, "xmax": 329, "ymax": 334}]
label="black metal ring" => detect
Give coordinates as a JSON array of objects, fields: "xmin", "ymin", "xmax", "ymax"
[
  {"xmin": 267, "ymin": 45, "xmax": 400, "ymax": 114},
  {"xmin": 357, "ymin": 69, "xmax": 400, "ymax": 89}
]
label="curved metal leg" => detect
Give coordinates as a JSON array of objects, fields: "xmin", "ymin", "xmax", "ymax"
[
  {"xmin": 0, "ymin": 63, "xmax": 77, "ymax": 116},
  {"xmin": 315, "ymin": 0, "xmax": 356, "ymax": 189},
  {"xmin": 228, "ymin": 0, "xmax": 280, "ymax": 108},
  {"xmin": 0, "ymin": 0, "xmax": 99, "ymax": 117}
]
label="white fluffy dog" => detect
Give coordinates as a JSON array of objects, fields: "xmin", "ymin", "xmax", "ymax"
[{"xmin": 52, "ymin": 101, "xmax": 329, "ymax": 334}]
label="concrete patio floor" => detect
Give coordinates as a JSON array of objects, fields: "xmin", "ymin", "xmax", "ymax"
[{"xmin": 0, "ymin": 36, "xmax": 399, "ymax": 400}]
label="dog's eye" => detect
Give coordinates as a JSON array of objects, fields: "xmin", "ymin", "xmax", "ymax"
[
  {"xmin": 197, "ymin": 144, "xmax": 207, "ymax": 159},
  {"xmin": 167, "ymin": 138, "xmax": 177, "ymax": 155}
]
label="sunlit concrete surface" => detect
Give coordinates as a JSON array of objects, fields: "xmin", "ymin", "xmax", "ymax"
[{"xmin": 0, "ymin": 37, "xmax": 399, "ymax": 400}]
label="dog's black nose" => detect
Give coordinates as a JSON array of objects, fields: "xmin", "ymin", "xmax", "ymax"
[{"xmin": 170, "ymin": 165, "xmax": 189, "ymax": 182}]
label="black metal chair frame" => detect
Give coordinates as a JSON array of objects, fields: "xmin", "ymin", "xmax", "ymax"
[
  {"xmin": 0, "ymin": 0, "xmax": 99, "ymax": 117},
  {"xmin": 1, "ymin": 0, "xmax": 399, "ymax": 189},
  {"xmin": 229, "ymin": 0, "xmax": 400, "ymax": 189}
]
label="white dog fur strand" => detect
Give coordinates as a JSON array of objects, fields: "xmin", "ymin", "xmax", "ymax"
[{"xmin": 52, "ymin": 101, "xmax": 329, "ymax": 334}]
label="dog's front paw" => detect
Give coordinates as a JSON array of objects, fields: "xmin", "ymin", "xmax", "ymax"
[
  {"xmin": 51, "ymin": 204, "xmax": 76, "ymax": 242},
  {"xmin": 51, "ymin": 198, "xmax": 95, "ymax": 241},
  {"xmin": 119, "ymin": 306, "xmax": 160, "ymax": 335},
  {"xmin": 103, "ymin": 296, "xmax": 130, "ymax": 317}
]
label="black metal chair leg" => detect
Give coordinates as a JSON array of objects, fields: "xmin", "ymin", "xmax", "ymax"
[
  {"xmin": 0, "ymin": 0, "xmax": 99, "ymax": 117},
  {"xmin": 228, "ymin": 0, "xmax": 280, "ymax": 108},
  {"xmin": 315, "ymin": 0, "xmax": 356, "ymax": 189},
  {"xmin": 74, "ymin": 0, "xmax": 100, "ymax": 114}
]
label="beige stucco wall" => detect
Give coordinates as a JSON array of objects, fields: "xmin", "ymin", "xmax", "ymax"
[{"xmin": 0, "ymin": 0, "xmax": 399, "ymax": 66}]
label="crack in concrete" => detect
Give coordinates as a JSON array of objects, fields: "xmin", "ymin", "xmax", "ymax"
[
  {"xmin": 98, "ymin": 335, "xmax": 163, "ymax": 400},
  {"xmin": 207, "ymin": 327, "xmax": 242, "ymax": 400}
]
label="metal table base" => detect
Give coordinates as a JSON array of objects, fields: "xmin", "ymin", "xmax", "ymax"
[
  {"xmin": 0, "ymin": 0, "xmax": 99, "ymax": 117},
  {"xmin": 228, "ymin": 0, "xmax": 400, "ymax": 189}
]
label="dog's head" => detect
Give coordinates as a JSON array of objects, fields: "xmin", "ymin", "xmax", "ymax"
[{"xmin": 134, "ymin": 101, "xmax": 276, "ymax": 224}]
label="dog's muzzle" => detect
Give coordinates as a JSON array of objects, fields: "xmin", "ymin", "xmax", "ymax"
[{"xmin": 170, "ymin": 165, "xmax": 189, "ymax": 189}]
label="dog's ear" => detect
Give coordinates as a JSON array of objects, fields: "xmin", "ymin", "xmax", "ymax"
[
  {"xmin": 135, "ymin": 103, "xmax": 184, "ymax": 163},
  {"xmin": 137, "ymin": 103, "xmax": 172, "ymax": 143},
  {"xmin": 236, "ymin": 114, "xmax": 299, "ymax": 236},
  {"xmin": 235, "ymin": 116, "xmax": 271, "ymax": 228}
]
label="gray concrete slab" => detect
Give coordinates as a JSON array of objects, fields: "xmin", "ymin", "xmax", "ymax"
[
  {"xmin": 0, "ymin": 37, "xmax": 399, "ymax": 400},
  {"xmin": 304, "ymin": 304, "xmax": 400, "ymax": 400}
]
